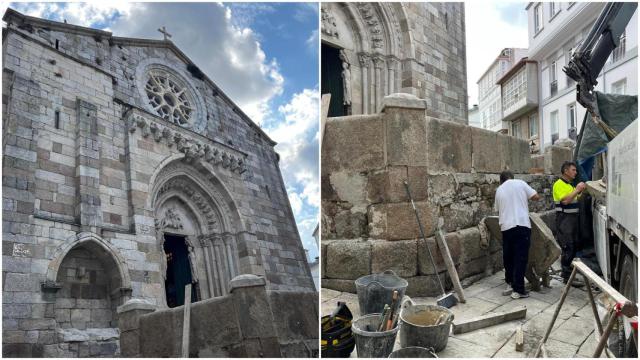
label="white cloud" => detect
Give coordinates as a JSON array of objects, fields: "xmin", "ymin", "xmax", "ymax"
[
  {"xmin": 465, "ymin": 1, "xmax": 528, "ymax": 106},
  {"xmin": 265, "ymin": 88, "xmax": 320, "ymax": 259},
  {"xmin": 5, "ymin": 2, "xmax": 284, "ymax": 124},
  {"xmin": 306, "ymin": 29, "xmax": 319, "ymax": 54},
  {"xmin": 5, "ymin": 2, "xmax": 131, "ymax": 27},
  {"xmin": 107, "ymin": 3, "xmax": 283, "ymax": 123}
]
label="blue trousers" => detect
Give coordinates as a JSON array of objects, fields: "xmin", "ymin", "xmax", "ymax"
[{"xmin": 502, "ymin": 226, "xmax": 531, "ymax": 294}]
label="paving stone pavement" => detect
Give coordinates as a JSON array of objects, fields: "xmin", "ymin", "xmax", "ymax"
[{"xmin": 321, "ymin": 268, "xmax": 610, "ymax": 358}]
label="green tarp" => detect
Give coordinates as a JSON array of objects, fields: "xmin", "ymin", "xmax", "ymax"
[{"xmin": 575, "ymin": 91, "xmax": 637, "ymax": 181}]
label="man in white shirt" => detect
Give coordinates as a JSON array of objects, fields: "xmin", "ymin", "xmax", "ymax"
[{"xmin": 494, "ymin": 171, "xmax": 541, "ymax": 299}]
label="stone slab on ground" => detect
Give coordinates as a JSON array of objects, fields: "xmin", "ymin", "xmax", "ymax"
[
  {"xmin": 484, "ymin": 214, "xmax": 561, "ymax": 290},
  {"xmin": 321, "ymin": 266, "xmax": 602, "ymax": 358}
]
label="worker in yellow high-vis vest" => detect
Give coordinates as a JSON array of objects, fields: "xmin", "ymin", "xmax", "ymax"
[{"xmin": 552, "ymin": 161, "xmax": 586, "ymax": 287}]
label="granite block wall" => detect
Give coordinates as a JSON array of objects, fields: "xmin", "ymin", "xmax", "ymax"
[{"xmin": 321, "ymin": 95, "xmax": 567, "ymax": 296}]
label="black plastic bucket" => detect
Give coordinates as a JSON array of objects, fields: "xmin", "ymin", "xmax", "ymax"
[
  {"xmin": 355, "ymin": 270, "xmax": 408, "ymax": 315},
  {"xmin": 351, "ymin": 313, "xmax": 399, "ymax": 358}
]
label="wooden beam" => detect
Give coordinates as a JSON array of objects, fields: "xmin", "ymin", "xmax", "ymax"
[
  {"xmin": 181, "ymin": 283, "xmax": 192, "ymax": 358},
  {"xmin": 515, "ymin": 325, "xmax": 524, "ymax": 352},
  {"xmin": 435, "ymin": 228, "xmax": 466, "ymax": 303},
  {"xmin": 573, "ymin": 259, "xmax": 637, "ymax": 318},
  {"xmin": 452, "ymin": 307, "xmax": 527, "ymax": 334}
]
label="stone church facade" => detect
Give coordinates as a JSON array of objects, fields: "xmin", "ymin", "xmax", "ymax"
[
  {"xmin": 2, "ymin": 9, "xmax": 314, "ymax": 357},
  {"xmin": 321, "ymin": 2, "xmax": 468, "ymax": 123}
]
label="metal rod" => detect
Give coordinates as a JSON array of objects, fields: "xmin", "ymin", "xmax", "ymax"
[
  {"xmin": 534, "ymin": 265, "xmax": 578, "ymax": 357},
  {"xmin": 403, "ymin": 181, "xmax": 446, "ymax": 294},
  {"xmin": 593, "ymin": 307, "xmax": 617, "ymax": 357}
]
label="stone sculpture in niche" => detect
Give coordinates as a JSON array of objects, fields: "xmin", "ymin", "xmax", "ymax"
[
  {"xmin": 321, "ymin": 8, "xmax": 339, "ymax": 38},
  {"xmin": 155, "ymin": 207, "xmax": 184, "ymax": 230},
  {"xmin": 340, "ymin": 50, "xmax": 352, "ymax": 107}
]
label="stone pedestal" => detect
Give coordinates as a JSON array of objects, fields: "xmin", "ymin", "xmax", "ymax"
[
  {"xmin": 117, "ymin": 299, "xmax": 156, "ymax": 357},
  {"xmin": 229, "ymin": 274, "xmax": 282, "ymax": 357}
]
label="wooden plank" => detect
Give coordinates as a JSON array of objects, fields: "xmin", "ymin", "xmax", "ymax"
[
  {"xmin": 515, "ymin": 325, "xmax": 524, "ymax": 352},
  {"xmin": 181, "ymin": 283, "xmax": 192, "ymax": 358},
  {"xmin": 452, "ymin": 306, "xmax": 527, "ymax": 334},
  {"xmin": 573, "ymin": 259, "xmax": 638, "ymax": 318},
  {"xmin": 435, "ymin": 227, "xmax": 466, "ymax": 303}
]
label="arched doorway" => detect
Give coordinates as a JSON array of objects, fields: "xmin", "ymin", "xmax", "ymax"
[
  {"xmin": 322, "ymin": 44, "xmax": 346, "ymax": 117},
  {"xmin": 150, "ymin": 160, "xmax": 245, "ymax": 306},
  {"xmin": 163, "ymin": 233, "xmax": 198, "ymax": 307}
]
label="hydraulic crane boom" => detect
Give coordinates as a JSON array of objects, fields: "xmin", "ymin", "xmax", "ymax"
[{"xmin": 563, "ymin": 2, "xmax": 637, "ymax": 138}]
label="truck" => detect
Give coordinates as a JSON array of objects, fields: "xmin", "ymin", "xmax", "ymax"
[
  {"xmin": 586, "ymin": 119, "xmax": 637, "ymax": 358},
  {"xmin": 564, "ymin": 2, "xmax": 637, "ymax": 357}
]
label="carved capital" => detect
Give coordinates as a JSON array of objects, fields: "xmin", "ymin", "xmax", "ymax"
[{"xmin": 359, "ymin": 54, "xmax": 371, "ymax": 68}]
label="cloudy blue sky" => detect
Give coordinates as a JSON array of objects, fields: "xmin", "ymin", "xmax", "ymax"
[
  {"xmin": 3, "ymin": 2, "xmax": 320, "ymax": 260},
  {"xmin": 465, "ymin": 1, "xmax": 529, "ymax": 106}
]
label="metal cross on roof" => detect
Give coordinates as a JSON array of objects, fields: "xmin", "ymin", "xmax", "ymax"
[{"xmin": 158, "ymin": 26, "xmax": 172, "ymax": 41}]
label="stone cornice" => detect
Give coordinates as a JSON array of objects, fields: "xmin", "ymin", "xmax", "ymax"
[{"xmin": 126, "ymin": 108, "xmax": 248, "ymax": 175}]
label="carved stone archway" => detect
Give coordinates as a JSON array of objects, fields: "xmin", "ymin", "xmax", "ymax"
[
  {"xmin": 321, "ymin": 2, "xmax": 409, "ymax": 114},
  {"xmin": 151, "ymin": 160, "xmax": 244, "ymax": 304}
]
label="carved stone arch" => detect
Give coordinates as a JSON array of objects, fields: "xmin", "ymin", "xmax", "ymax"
[
  {"xmin": 46, "ymin": 232, "xmax": 132, "ymax": 292},
  {"xmin": 149, "ymin": 158, "xmax": 245, "ymax": 301}
]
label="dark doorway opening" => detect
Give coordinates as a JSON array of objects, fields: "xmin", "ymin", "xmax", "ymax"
[
  {"xmin": 321, "ymin": 43, "xmax": 345, "ymax": 117},
  {"xmin": 163, "ymin": 234, "xmax": 197, "ymax": 308}
]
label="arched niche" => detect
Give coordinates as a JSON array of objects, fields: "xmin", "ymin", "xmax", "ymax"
[
  {"xmin": 150, "ymin": 159, "xmax": 246, "ymax": 306},
  {"xmin": 46, "ymin": 232, "xmax": 131, "ymax": 329}
]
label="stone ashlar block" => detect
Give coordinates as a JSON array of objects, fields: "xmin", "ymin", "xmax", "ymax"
[
  {"xmin": 365, "ymin": 166, "xmax": 430, "ymax": 204},
  {"xmin": 332, "ymin": 209, "xmax": 367, "ymax": 239},
  {"xmin": 544, "ymin": 145, "xmax": 573, "ymax": 175},
  {"xmin": 322, "ymin": 115, "xmax": 385, "ymax": 175},
  {"xmin": 319, "ymin": 278, "xmax": 356, "ymax": 293},
  {"xmin": 368, "ymin": 202, "xmax": 436, "ymax": 240},
  {"xmin": 417, "ymin": 232, "xmax": 461, "ymax": 275},
  {"xmin": 441, "ymin": 202, "xmax": 478, "ymax": 232},
  {"xmin": 385, "ymin": 108, "xmax": 429, "ymax": 167},
  {"xmin": 508, "ymin": 136, "xmax": 533, "ymax": 173},
  {"xmin": 325, "ymin": 240, "xmax": 371, "ymax": 280},
  {"xmin": 457, "ymin": 227, "xmax": 485, "ymax": 262},
  {"xmin": 426, "ymin": 117, "xmax": 472, "ymax": 173},
  {"xmin": 370, "ymin": 239, "xmax": 417, "ymax": 277},
  {"xmin": 471, "ymin": 127, "xmax": 502, "ymax": 173},
  {"xmin": 406, "ymin": 274, "xmax": 453, "ymax": 297}
]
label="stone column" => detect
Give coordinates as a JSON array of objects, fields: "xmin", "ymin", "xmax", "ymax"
[
  {"xmin": 395, "ymin": 60, "xmax": 402, "ymax": 95},
  {"xmin": 198, "ymin": 235, "xmax": 215, "ymax": 298},
  {"xmin": 212, "ymin": 234, "xmax": 227, "ymax": 295},
  {"xmin": 229, "ymin": 275, "xmax": 281, "ymax": 357},
  {"xmin": 223, "ymin": 233, "xmax": 238, "ymax": 278},
  {"xmin": 373, "ymin": 57, "xmax": 384, "ymax": 113},
  {"xmin": 358, "ymin": 54, "xmax": 370, "ymax": 114},
  {"xmin": 75, "ymin": 99, "xmax": 102, "ymax": 232},
  {"xmin": 387, "ymin": 59, "xmax": 395, "ymax": 94},
  {"xmin": 117, "ymin": 299, "xmax": 156, "ymax": 357}
]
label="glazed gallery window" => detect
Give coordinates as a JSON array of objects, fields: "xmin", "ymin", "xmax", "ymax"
[
  {"xmin": 529, "ymin": 113, "xmax": 538, "ymax": 138},
  {"xmin": 567, "ymin": 103, "xmax": 577, "ymax": 130},
  {"xmin": 534, "ymin": 4, "xmax": 543, "ymax": 33},
  {"xmin": 550, "ymin": 110, "xmax": 559, "ymax": 144}
]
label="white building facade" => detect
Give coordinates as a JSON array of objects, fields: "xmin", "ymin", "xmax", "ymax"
[
  {"xmin": 477, "ymin": 48, "xmax": 528, "ymax": 132},
  {"xmin": 526, "ymin": 2, "xmax": 638, "ymax": 149},
  {"xmin": 497, "ymin": 58, "xmax": 541, "ymax": 153},
  {"xmin": 468, "ymin": 104, "xmax": 482, "ymax": 128}
]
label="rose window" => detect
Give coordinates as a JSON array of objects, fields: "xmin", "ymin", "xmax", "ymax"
[{"xmin": 145, "ymin": 72, "xmax": 193, "ymax": 127}]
